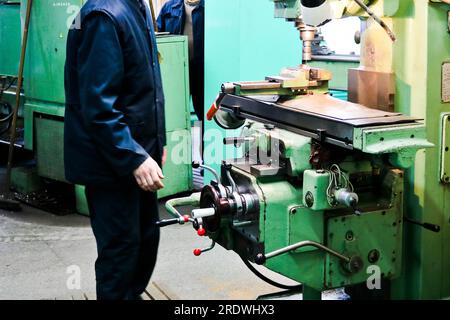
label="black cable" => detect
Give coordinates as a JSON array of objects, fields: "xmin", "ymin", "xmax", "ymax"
[
  {"xmin": 0, "ymin": 102, "xmax": 13, "ymax": 122},
  {"xmin": 240, "ymin": 256, "xmax": 303, "ymax": 291},
  {"xmin": 0, "ymin": 77, "xmax": 17, "ymax": 136},
  {"xmin": 4, "ymin": 77, "xmax": 17, "ymax": 92}
]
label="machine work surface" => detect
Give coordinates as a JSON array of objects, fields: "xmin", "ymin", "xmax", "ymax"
[{"xmin": 280, "ymin": 95, "xmax": 401, "ymax": 121}]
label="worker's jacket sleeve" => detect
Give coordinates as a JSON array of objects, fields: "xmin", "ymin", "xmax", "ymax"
[{"xmin": 77, "ymin": 13, "xmax": 149, "ymax": 176}]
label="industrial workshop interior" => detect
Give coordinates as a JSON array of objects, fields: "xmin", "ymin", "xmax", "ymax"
[{"xmin": 0, "ymin": 0, "xmax": 449, "ymax": 308}]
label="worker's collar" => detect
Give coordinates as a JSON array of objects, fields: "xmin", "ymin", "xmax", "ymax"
[
  {"xmin": 172, "ymin": 0, "xmax": 204, "ymax": 9},
  {"xmin": 185, "ymin": 0, "xmax": 201, "ymax": 6}
]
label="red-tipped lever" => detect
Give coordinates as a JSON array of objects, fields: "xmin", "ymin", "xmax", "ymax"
[
  {"xmin": 197, "ymin": 227, "xmax": 206, "ymax": 237},
  {"xmin": 206, "ymin": 102, "xmax": 219, "ymax": 121},
  {"xmin": 183, "ymin": 215, "xmax": 190, "ymax": 223},
  {"xmin": 193, "ymin": 248, "xmax": 202, "ymax": 256}
]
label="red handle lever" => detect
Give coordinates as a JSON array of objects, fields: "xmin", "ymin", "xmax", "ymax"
[
  {"xmin": 193, "ymin": 248, "xmax": 202, "ymax": 256},
  {"xmin": 197, "ymin": 227, "xmax": 206, "ymax": 237},
  {"xmin": 206, "ymin": 103, "xmax": 219, "ymax": 121}
]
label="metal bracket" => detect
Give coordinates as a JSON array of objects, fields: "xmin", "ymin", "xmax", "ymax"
[{"xmin": 440, "ymin": 113, "xmax": 450, "ymax": 184}]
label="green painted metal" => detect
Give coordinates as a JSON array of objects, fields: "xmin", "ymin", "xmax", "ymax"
[
  {"xmin": 35, "ymin": 116, "xmax": 65, "ymax": 181},
  {"xmin": 75, "ymin": 185, "xmax": 89, "ymax": 216},
  {"xmin": 157, "ymin": 35, "xmax": 193, "ymax": 199},
  {"xmin": 326, "ymin": 170, "xmax": 404, "ymax": 289},
  {"xmin": 165, "ymin": 192, "xmax": 201, "ymax": 217},
  {"xmin": 159, "ymin": 128, "xmax": 193, "ymax": 198},
  {"xmin": 0, "ymin": 1, "xmax": 21, "ymax": 77},
  {"xmin": 157, "ymin": 36, "xmax": 192, "ymax": 132},
  {"xmin": 23, "ymin": 36, "xmax": 193, "ymax": 205},
  {"xmin": 203, "ymin": 121, "xmax": 411, "ymax": 293},
  {"xmin": 233, "ymin": 166, "xmax": 326, "ymax": 290},
  {"xmin": 302, "ymin": 169, "xmax": 332, "ymax": 210},
  {"xmin": 10, "ymin": 166, "xmax": 43, "ymax": 194},
  {"xmin": 21, "ymin": 0, "xmax": 84, "ymax": 105},
  {"xmin": 353, "ymin": 123, "xmax": 434, "ymax": 169},
  {"xmin": 389, "ymin": 1, "xmax": 450, "ymax": 299},
  {"xmin": 24, "ymin": 102, "xmax": 64, "ymax": 150},
  {"xmin": 201, "ymin": 0, "xmax": 450, "ymax": 300}
]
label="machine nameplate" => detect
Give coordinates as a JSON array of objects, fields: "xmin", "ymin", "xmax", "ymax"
[{"xmin": 443, "ymin": 62, "xmax": 450, "ymax": 103}]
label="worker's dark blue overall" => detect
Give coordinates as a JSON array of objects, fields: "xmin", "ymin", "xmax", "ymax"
[
  {"xmin": 64, "ymin": 0, "xmax": 165, "ymax": 300},
  {"xmin": 157, "ymin": 0, "xmax": 204, "ymax": 121}
]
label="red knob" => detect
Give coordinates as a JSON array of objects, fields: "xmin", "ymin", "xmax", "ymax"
[
  {"xmin": 183, "ymin": 215, "xmax": 190, "ymax": 223},
  {"xmin": 197, "ymin": 227, "xmax": 206, "ymax": 237},
  {"xmin": 207, "ymin": 103, "xmax": 219, "ymax": 121},
  {"xmin": 193, "ymin": 248, "xmax": 202, "ymax": 256}
]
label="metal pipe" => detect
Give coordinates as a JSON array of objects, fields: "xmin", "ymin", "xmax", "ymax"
[
  {"xmin": 353, "ymin": 0, "xmax": 396, "ymax": 42},
  {"xmin": 226, "ymin": 170, "xmax": 237, "ymax": 193},
  {"xmin": 256, "ymin": 240, "xmax": 350, "ymax": 265},
  {"xmin": 165, "ymin": 193, "xmax": 201, "ymax": 219},
  {"xmin": 5, "ymin": 0, "xmax": 33, "ymax": 192},
  {"xmin": 200, "ymin": 164, "xmax": 221, "ymax": 184},
  {"xmin": 201, "ymin": 241, "xmax": 215, "ymax": 254},
  {"xmin": 148, "ymin": 0, "xmax": 158, "ymax": 32}
]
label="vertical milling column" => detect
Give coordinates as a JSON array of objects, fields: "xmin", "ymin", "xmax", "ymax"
[{"xmin": 295, "ymin": 19, "xmax": 316, "ymax": 64}]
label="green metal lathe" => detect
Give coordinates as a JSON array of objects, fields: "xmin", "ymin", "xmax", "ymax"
[
  {"xmin": 160, "ymin": 0, "xmax": 450, "ymax": 300},
  {"xmin": 0, "ymin": 0, "xmax": 193, "ymax": 214}
]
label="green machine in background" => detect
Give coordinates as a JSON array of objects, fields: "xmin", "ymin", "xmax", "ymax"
[
  {"xmin": 159, "ymin": 0, "xmax": 450, "ymax": 300},
  {"xmin": 0, "ymin": 1, "xmax": 22, "ymax": 141},
  {"xmin": 0, "ymin": 1, "xmax": 21, "ymax": 77},
  {"xmin": 0, "ymin": 1, "xmax": 192, "ymax": 214}
]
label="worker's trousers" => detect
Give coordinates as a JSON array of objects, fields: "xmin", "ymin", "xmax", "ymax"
[{"xmin": 85, "ymin": 181, "xmax": 160, "ymax": 300}]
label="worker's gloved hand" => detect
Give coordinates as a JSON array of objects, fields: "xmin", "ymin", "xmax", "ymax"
[{"xmin": 133, "ymin": 157, "xmax": 165, "ymax": 192}]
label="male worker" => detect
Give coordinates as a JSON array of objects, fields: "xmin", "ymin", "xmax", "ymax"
[
  {"xmin": 157, "ymin": 0, "xmax": 204, "ymax": 123},
  {"xmin": 64, "ymin": 0, "xmax": 166, "ymax": 300}
]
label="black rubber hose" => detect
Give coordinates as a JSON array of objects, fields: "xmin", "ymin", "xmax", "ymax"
[
  {"xmin": 240, "ymin": 256, "xmax": 303, "ymax": 291},
  {"xmin": 0, "ymin": 102, "xmax": 13, "ymax": 136}
]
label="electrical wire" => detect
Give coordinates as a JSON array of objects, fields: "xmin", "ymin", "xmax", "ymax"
[
  {"xmin": 326, "ymin": 164, "xmax": 354, "ymax": 206},
  {"xmin": 0, "ymin": 77, "xmax": 17, "ymax": 135},
  {"xmin": 0, "ymin": 102, "xmax": 13, "ymax": 122},
  {"xmin": 241, "ymin": 256, "xmax": 303, "ymax": 291},
  {"xmin": 352, "ymin": 0, "xmax": 396, "ymax": 42}
]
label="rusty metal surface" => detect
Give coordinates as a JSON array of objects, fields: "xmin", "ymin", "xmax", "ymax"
[
  {"xmin": 234, "ymin": 81, "xmax": 281, "ymax": 90},
  {"xmin": 278, "ymin": 94, "xmax": 418, "ymax": 127},
  {"xmin": 348, "ymin": 68, "xmax": 395, "ymax": 112}
]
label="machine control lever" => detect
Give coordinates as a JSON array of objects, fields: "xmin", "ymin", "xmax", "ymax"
[
  {"xmin": 255, "ymin": 240, "xmax": 351, "ymax": 265},
  {"xmin": 156, "ymin": 215, "xmax": 190, "ymax": 228},
  {"xmin": 193, "ymin": 241, "xmax": 216, "ymax": 256},
  {"xmin": 192, "ymin": 161, "xmax": 221, "ymax": 184}
]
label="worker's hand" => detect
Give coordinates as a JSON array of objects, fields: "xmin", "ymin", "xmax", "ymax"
[
  {"xmin": 162, "ymin": 148, "xmax": 168, "ymax": 167},
  {"xmin": 133, "ymin": 157, "xmax": 165, "ymax": 192}
]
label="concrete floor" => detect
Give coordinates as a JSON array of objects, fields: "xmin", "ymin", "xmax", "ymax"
[{"xmin": 0, "ymin": 201, "xmax": 301, "ymax": 300}]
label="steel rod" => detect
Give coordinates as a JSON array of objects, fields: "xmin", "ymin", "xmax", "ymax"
[
  {"xmin": 5, "ymin": 0, "xmax": 33, "ymax": 192},
  {"xmin": 265, "ymin": 240, "xmax": 351, "ymax": 263}
]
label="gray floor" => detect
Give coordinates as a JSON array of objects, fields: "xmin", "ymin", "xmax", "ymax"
[{"xmin": 0, "ymin": 202, "xmax": 302, "ymax": 300}]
